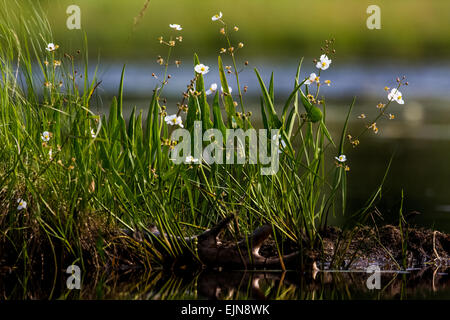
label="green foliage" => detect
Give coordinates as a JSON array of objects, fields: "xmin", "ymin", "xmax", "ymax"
[{"xmin": 0, "ymin": 1, "xmax": 392, "ymax": 272}]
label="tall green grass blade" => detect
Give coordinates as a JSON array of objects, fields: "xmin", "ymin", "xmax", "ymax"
[
  {"xmin": 218, "ymin": 56, "xmax": 241, "ymax": 128},
  {"xmin": 254, "ymin": 68, "xmax": 282, "ymax": 129},
  {"xmin": 212, "ymin": 91, "xmax": 227, "ymax": 137}
]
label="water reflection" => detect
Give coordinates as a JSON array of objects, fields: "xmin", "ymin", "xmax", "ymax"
[{"xmin": 2, "ymin": 267, "xmax": 449, "ymax": 300}]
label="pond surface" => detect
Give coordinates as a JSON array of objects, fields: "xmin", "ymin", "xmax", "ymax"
[
  {"xmin": 2, "ymin": 268, "xmax": 449, "ymax": 300},
  {"xmin": 90, "ymin": 60, "xmax": 450, "ymax": 100}
]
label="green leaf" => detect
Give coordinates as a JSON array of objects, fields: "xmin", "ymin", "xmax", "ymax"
[
  {"xmin": 128, "ymin": 106, "xmax": 136, "ymax": 144},
  {"xmin": 338, "ymin": 97, "xmax": 356, "ymax": 154},
  {"xmin": 282, "ymin": 80, "xmax": 306, "ymax": 126},
  {"xmin": 269, "ymin": 72, "xmax": 275, "ymax": 103},
  {"xmin": 260, "ymin": 97, "xmax": 269, "ymax": 130},
  {"xmin": 153, "ymin": 102, "xmax": 162, "ymax": 169},
  {"xmin": 144, "ymin": 88, "xmax": 157, "ymax": 147},
  {"xmin": 300, "ymin": 90, "xmax": 323, "ymax": 123},
  {"xmin": 218, "ymin": 56, "xmax": 241, "ymax": 128},
  {"xmin": 108, "ymin": 97, "xmax": 118, "ymax": 132},
  {"xmin": 118, "ymin": 65, "xmax": 126, "ymax": 119},
  {"xmin": 320, "ymin": 120, "xmax": 335, "ymax": 146},
  {"xmin": 186, "ymin": 94, "xmax": 200, "ymax": 130},
  {"xmin": 135, "ymin": 110, "xmax": 144, "ymax": 155},
  {"xmin": 254, "ymin": 68, "xmax": 282, "ymax": 128},
  {"xmin": 285, "ymin": 58, "xmax": 303, "ymax": 136},
  {"xmin": 212, "ymin": 91, "xmax": 227, "ymax": 137}
]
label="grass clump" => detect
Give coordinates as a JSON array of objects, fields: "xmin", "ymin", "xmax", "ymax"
[{"xmin": 0, "ymin": 2, "xmax": 408, "ymax": 278}]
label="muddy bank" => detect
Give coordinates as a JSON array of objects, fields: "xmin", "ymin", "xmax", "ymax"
[
  {"xmin": 258, "ymin": 225, "xmax": 450, "ymax": 270},
  {"xmin": 2, "ymin": 216, "xmax": 450, "ymax": 275},
  {"xmin": 2, "ymin": 221, "xmax": 450, "ymax": 299},
  {"xmin": 122, "ymin": 219, "xmax": 450, "ymax": 271}
]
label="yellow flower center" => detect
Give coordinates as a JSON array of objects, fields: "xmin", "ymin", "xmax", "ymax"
[
  {"xmin": 172, "ymin": 118, "xmax": 177, "ymax": 123},
  {"xmin": 201, "ymin": 67, "xmax": 205, "ymax": 71},
  {"xmin": 322, "ymin": 62, "xmax": 327, "ymax": 67},
  {"xmin": 397, "ymin": 96, "xmax": 402, "ymax": 100}
]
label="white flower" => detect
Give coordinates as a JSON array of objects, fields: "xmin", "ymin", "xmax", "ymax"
[
  {"xmin": 221, "ymin": 86, "xmax": 232, "ymax": 93},
  {"xmin": 49, "ymin": 149, "xmax": 53, "ymax": 160},
  {"xmin": 387, "ymin": 88, "xmax": 404, "ymax": 104},
  {"xmin": 335, "ymin": 154, "xmax": 347, "ymax": 162},
  {"xmin": 272, "ymin": 134, "xmax": 287, "ymax": 154},
  {"xmin": 316, "ymin": 54, "xmax": 332, "ymax": 70},
  {"xmin": 305, "ymin": 73, "xmax": 320, "ymax": 85},
  {"xmin": 45, "ymin": 43, "xmax": 58, "ymax": 52},
  {"xmin": 194, "ymin": 64, "xmax": 210, "ymax": 75},
  {"xmin": 169, "ymin": 24, "xmax": 182, "ymax": 31},
  {"xmin": 185, "ymin": 155, "xmax": 199, "ymax": 164},
  {"xmin": 206, "ymin": 83, "xmax": 218, "ymax": 95},
  {"xmin": 91, "ymin": 129, "xmax": 96, "ymax": 138},
  {"xmin": 41, "ymin": 131, "xmax": 51, "ymax": 142},
  {"xmin": 212, "ymin": 12, "xmax": 223, "ymax": 21},
  {"xmin": 164, "ymin": 114, "xmax": 184, "ymax": 128},
  {"xmin": 17, "ymin": 199, "xmax": 27, "ymax": 211}
]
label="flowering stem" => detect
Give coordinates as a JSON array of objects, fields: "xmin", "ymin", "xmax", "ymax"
[
  {"xmin": 222, "ymin": 24, "xmax": 246, "ymax": 118},
  {"xmin": 158, "ymin": 37, "xmax": 173, "ymax": 100},
  {"xmin": 230, "ymin": 52, "xmax": 245, "ymax": 114},
  {"xmin": 315, "ymin": 70, "xmax": 321, "ymax": 100},
  {"xmin": 354, "ymin": 83, "xmax": 401, "ymax": 141}
]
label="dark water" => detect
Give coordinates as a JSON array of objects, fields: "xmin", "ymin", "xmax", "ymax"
[
  {"xmin": 328, "ymin": 100, "xmax": 450, "ymax": 232},
  {"xmin": 2, "ymin": 268, "xmax": 449, "ymax": 300}
]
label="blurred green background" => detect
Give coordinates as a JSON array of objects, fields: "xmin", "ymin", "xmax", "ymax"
[{"xmin": 40, "ymin": 0, "xmax": 450, "ymax": 61}]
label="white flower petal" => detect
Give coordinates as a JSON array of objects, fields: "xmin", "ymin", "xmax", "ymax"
[
  {"xmin": 194, "ymin": 64, "xmax": 210, "ymax": 75},
  {"xmin": 316, "ymin": 55, "xmax": 331, "ymax": 70},
  {"xmin": 221, "ymin": 86, "xmax": 232, "ymax": 93},
  {"xmin": 165, "ymin": 114, "xmax": 184, "ymax": 127},
  {"xmin": 17, "ymin": 199, "xmax": 27, "ymax": 210},
  {"xmin": 185, "ymin": 155, "xmax": 199, "ymax": 164},
  {"xmin": 41, "ymin": 131, "xmax": 51, "ymax": 142},
  {"xmin": 212, "ymin": 12, "xmax": 223, "ymax": 21},
  {"xmin": 206, "ymin": 83, "xmax": 218, "ymax": 95},
  {"xmin": 335, "ymin": 154, "xmax": 347, "ymax": 162},
  {"xmin": 169, "ymin": 24, "xmax": 182, "ymax": 30}
]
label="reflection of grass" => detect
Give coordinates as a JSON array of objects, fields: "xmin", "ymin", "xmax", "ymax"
[
  {"xmin": 1, "ymin": 1, "xmax": 405, "ymax": 280},
  {"xmin": 40, "ymin": 0, "xmax": 450, "ymax": 60},
  {"xmin": 7, "ymin": 268, "xmax": 446, "ymax": 300}
]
